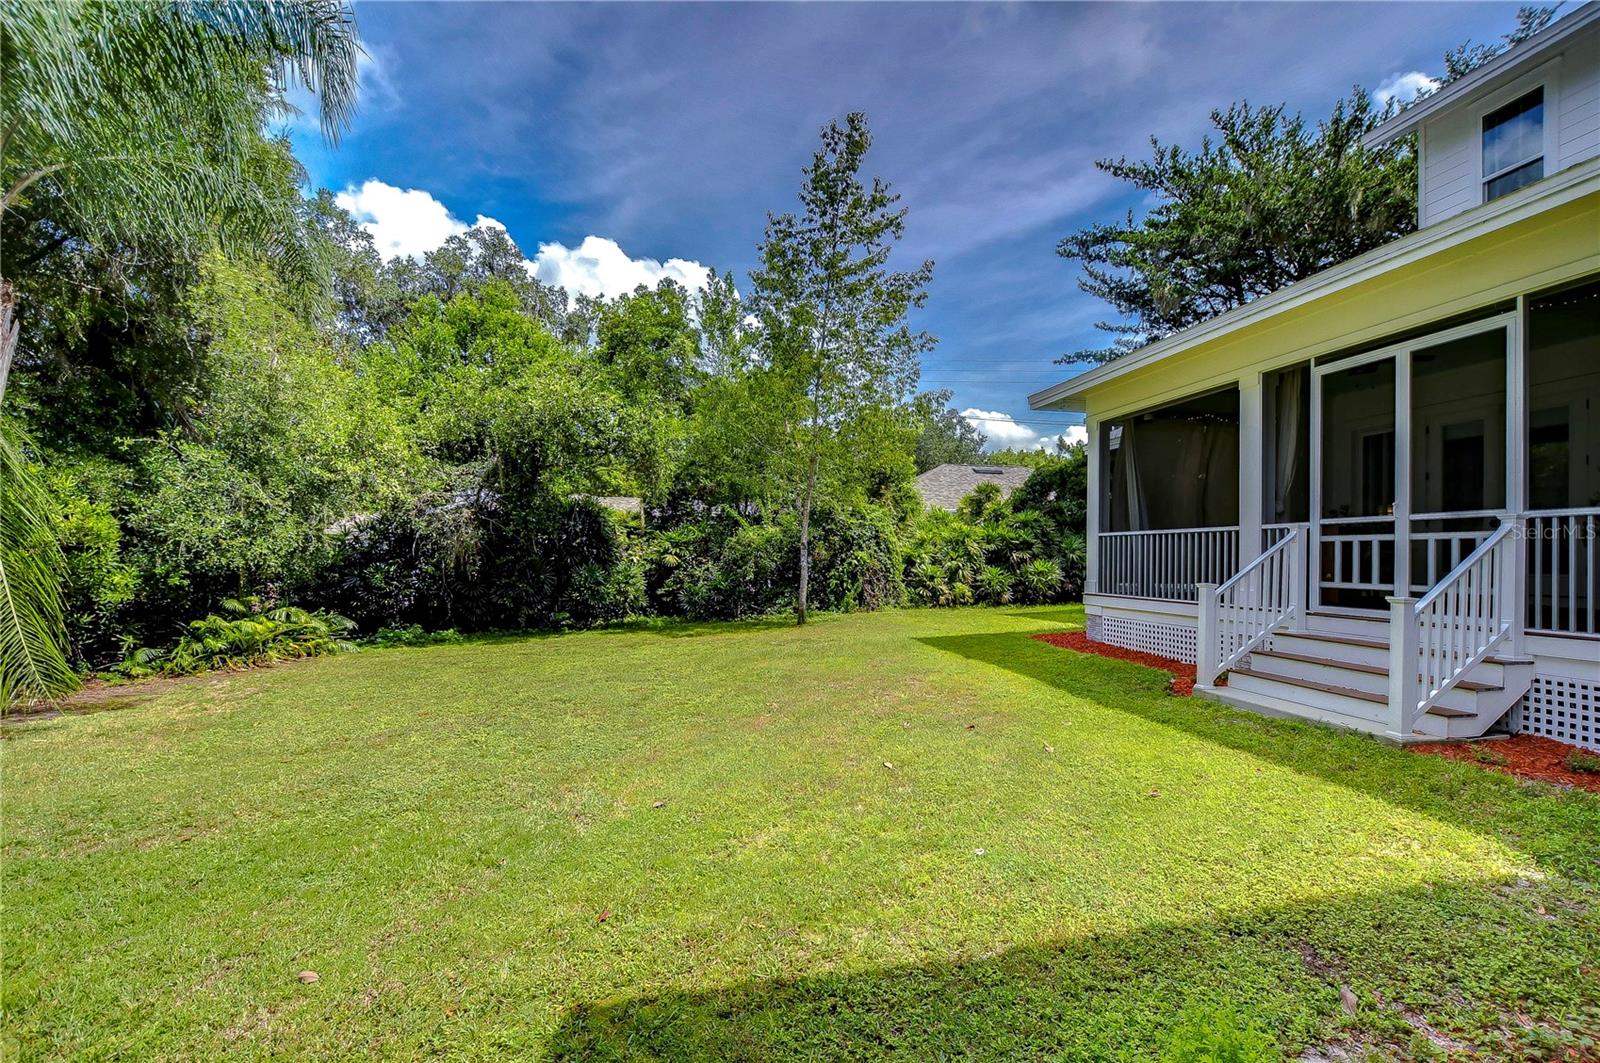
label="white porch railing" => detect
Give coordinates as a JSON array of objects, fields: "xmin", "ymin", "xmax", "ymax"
[
  {"xmin": 1097, "ymin": 527, "xmax": 1239, "ymax": 602},
  {"xmin": 1318, "ymin": 516, "xmax": 1393, "ymax": 592},
  {"xmin": 1528, "ymin": 508, "xmax": 1598, "ymax": 637},
  {"xmin": 1389, "ymin": 519, "xmax": 1519, "ymax": 734},
  {"xmin": 1262, "ymin": 523, "xmax": 1296, "ymax": 548},
  {"xmin": 1197, "ymin": 524, "xmax": 1307, "ymax": 686},
  {"xmin": 1318, "ymin": 516, "xmax": 1497, "ymax": 596},
  {"xmin": 1410, "ymin": 511, "xmax": 1499, "ymax": 594}
]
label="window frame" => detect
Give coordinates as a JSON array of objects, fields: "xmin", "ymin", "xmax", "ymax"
[
  {"xmin": 1474, "ymin": 62, "xmax": 1561, "ymax": 206},
  {"xmin": 1481, "ymin": 87, "xmax": 1545, "ymax": 198}
]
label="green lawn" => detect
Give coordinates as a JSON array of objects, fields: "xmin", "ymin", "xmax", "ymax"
[{"xmin": 5, "ymin": 606, "xmax": 1598, "ymax": 1061}]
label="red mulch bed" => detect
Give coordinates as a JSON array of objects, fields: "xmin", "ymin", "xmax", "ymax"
[
  {"xmin": 1031, "ymin": 631, "xmax": 1198, "ymax": 696},
  {"xmin": 1414, "ymin": 734, "xmax": 1600, "ymax": 793}
]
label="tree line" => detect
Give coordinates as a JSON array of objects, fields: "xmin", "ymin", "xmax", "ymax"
[
  {"xmin": 1, "ymin": 0, "xmax": 1546, "ymax": 703},
  {"xmin": 0, "ymin": 2, "xmax": 1088, "ymax": 703}
]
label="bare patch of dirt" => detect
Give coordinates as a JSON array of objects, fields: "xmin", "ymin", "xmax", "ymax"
[
  {"xmin": 1, "ymin": 676, "xmax": 188, "ymax": 726},
  {"xmin": 4, "ymin": 659, "xmax": 316, "ymax": 728}
]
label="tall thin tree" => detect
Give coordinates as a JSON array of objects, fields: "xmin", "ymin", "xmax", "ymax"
[{"xmin": 750, "ymin": 113, "xmax": 933, "ymax": 624}]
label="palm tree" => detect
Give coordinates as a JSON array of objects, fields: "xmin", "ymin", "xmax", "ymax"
[{"xmin": 0, "ymin": 0, "xmax": 360, "ymax": 704}]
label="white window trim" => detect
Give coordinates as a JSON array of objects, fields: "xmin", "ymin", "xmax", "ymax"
[{"xmin": 1474, "ymin": 58, "xmax": 1562, "ymax": 205}]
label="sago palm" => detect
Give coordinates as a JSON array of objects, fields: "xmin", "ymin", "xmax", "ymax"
[{"xmin": 0, "ymin": 0, "xmax": 360, "ymax": 704}]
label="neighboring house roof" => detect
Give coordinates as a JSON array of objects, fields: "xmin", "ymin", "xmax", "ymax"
[
  {"xmin": 591, "ymin": 495, "xmax": 643, "ymax": 515},
  {"xmin": 1027, "ymin": 155, "xmax": 1600, "ymax": 413},
  {"xmin": 571, "ymin": 494, "xmax": 644, "ymax": 518},
  {"xmin": 915, "ymin": 463, "xmax": 1033, "ymax": 511},
  {"xmin": 1363, "ymin": 2, "xmax": 1600, "ymax": 148}
]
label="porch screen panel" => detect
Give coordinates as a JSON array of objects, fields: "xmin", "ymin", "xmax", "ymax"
[
  {"xmin": 1263, "ymin": 364, "xmax": 1310, "ymax": 524},
  {"xmin": 1408, "ymin": 329, "xmax": 1506, "ymax": 594},
  {"xmin": 1102, "ymin": 388, "xmax": 1239, "ymax": 532},
  {"xmin": 1099, "ymin": 387, "xmax": 1241, "ymax": 601},
  {"xmin": 1320, "ymin": 357, "xmax": 1396, "ymax": 610},
  {"xmin": 1527, "ymin": 277, "xmax": 1600, "ymax": 635}
]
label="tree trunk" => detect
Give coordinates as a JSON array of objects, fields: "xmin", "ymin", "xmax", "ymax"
[
  {"xmin": 0, "ymin": 279, "xmax": 17, "ymax": 408},
  {"xmin": 796, "ymin": 448, "xmax": 819, "ymax": 625}
]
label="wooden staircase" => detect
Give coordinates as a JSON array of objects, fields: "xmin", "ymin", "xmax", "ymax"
[
  {"xmin": 1194, "ymin": 519, "xmax": 1532, "ymax": 743},
  {"xmin": 1212, "ymin": 614, "xmax": 1534, "ymax": 741}
]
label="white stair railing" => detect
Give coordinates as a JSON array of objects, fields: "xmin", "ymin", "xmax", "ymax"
[
  {"xmin": 1196, "ymin": 524, "xmax": 1307, "ymax": 687},
  {"xmin": 1388, "ymin": 518, "xmax": 1520, "ymax": 735}
]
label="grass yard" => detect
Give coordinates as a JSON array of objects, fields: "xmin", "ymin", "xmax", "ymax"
[{"xmin": 4, "ymin": 605, "xmax": 1599, "ymax": 1061}]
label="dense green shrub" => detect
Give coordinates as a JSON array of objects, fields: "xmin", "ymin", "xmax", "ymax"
[
  {"xmin": 902, "ymin": 456, "xmax": 1086, "ymax": 609},
  {"xmin": 364, "ymin": 625, "xmax": 464, "ymax": 649},
  {"xmin": 310, "ymin": 490, "xmax": 642, "ymax": 634},
  {"xmin": 45, "ymin": 460, "xmax": 138, "ymax": 668},
  {"xmin": 815, "ymin": 504, "xmax": 905, "ymax": 612},
  {"xmin": 641, "ymin": 503, "xmax": 905, "ymax": 621},
  {"xmin": 645, "ymin": 513, "xmax": 799, "ymax": 620}
]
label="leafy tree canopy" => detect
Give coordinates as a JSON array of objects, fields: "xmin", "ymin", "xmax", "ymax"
[
  {"xmin": 1056, "ymin": 5, "xmax": 1565, "ymax": 368},
  {"xmin": 911, "ymin": 389, "xmax": 986, "ymax": 473},
  {"xmin": 1439, "ymin": 5, "xmax": 1560, "ymax": 86},
  {"xmin": 1057, "ymin": 91, "xmax": 1415, "ymax": 364}
]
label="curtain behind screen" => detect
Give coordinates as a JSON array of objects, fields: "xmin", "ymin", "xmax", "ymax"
[{"xmin": 1273, "ymin": 365, "xmax": 1306, "ymax": 521}]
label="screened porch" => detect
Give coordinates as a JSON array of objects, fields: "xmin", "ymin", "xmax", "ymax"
[{"xmin": 1088, "ymin": 276, "xmax": 1600, "ymax": 639}]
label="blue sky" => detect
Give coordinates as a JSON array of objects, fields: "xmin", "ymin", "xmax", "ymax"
[{"xmin": 287, "ymin": 1, "xmax": 1522, "ymax": 450}]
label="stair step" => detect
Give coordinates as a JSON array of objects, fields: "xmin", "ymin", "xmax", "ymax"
[
  {"xmin": 1424, "ymin": 705, "xmax": 1476, "ymax": 719},
  {"xmin": 1290, "ymin": 631, "xmax": 1524, "ymax": 666},
  {"xmin": 1294, "ymin": 631, "xmax": 1386, "ymax": 649},
  {"xmin": 1248, "ymin": 650, "xmax": 1500, "ymax": 692},
  {"xmin": 1227, "ymin": 667, "xmax": 1387, "ymax": 705}
]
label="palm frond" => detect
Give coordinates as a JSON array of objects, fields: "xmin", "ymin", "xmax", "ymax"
[
  {"xmin": 1, "ymin": 0, "xmax": 360, "ymax": 260},
  {"xmin": 0, "ymin": 421, "xmax": 78, "ymax": 706}
]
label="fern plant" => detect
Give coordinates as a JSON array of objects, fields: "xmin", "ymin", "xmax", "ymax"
[{"xmin": 114, "ymin": 602, "xmax": 355, "ymax": 678}]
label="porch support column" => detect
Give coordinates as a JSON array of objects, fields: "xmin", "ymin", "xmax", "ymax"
[
  {"xmin": 1394, "ymin": 349, "xmax": 1412, "ymax": 597},
  {"xmin": 1506, "ymin": 297, "xmax": 1529, "ymax": 657},
  {"xmin": 1386, "ymin": 595, "xmax": 1420, "ymax": 739},
  {"xmin": 1085, "ymin": 416, "xmax": 1100, "ymax": 595},
  {"xmin": 1238, "ymin": 373, "xmax": 1264, "ymax": 568}
]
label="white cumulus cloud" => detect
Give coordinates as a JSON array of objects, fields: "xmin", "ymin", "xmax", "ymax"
[
  {"xmin": 335, "ymin": 179, "xmax": 506, "ymax": 261},
  {"xmin": 962, "ymin": 409, "xmax": 1087, "ymax": 453},
  {"xmin": 1374, "ymin": 70, "xmax": 1438, "ymax": 109},
  {"xmin": 335, "ymin": 180, "xmax": 712, "ymax": 300},
  {"xmin": 529, "ymin": 236, "xmax": 711, "ymax": 300}
]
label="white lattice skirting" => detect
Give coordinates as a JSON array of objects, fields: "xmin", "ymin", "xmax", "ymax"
[
  {"xmin": 1087, "ymin": 614, "xmax": 1197, "ymax": 663},
  {"xmin": 1512, "ymin": 675, "xmax": 1600, "ymax": 752}
]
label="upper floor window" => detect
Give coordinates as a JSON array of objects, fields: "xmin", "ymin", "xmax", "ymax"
[{"xmin": 1482, "ymin": 87, "xmax": 1544, "ymax": 201}]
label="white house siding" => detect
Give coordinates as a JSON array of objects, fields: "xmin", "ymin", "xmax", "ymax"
[
  {"xmin": 1418, "ymin": 24, "xmax": 1600, "ymax": 227},
  {"xmin": 1420, "ymin": 110, "xmax": 1478, "ymax": 227},
  {"xmin": 1558, "ymin": 55, "xmax": 1600, "ymax": 170}
]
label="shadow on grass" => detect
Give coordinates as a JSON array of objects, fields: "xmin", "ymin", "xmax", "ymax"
[
  {"xmin": 361, "ymin": 615, "xmax": 805, "ymax": 650},
  {"xmin": 916, "ymin": 630, "xmax": 1600, "ymax": 881},
  {"xmin": 596, "ymin": 615, "xmax": 805, "ymax": 639},
  {"xmin": 543, "ymin": 880, "xmax": 1596, "ymax": 1061},
  {"xmin": 998, "ymin": 607, "xmax": 1086, "ymax": 627}
]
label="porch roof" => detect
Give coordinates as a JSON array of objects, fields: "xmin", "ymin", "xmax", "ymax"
[{"xmin": 1028, "ymin": 156, "xmax": 1600, "ymax": 416}]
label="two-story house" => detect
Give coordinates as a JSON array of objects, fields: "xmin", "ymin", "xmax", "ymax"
[{"xmin": 1029, "ymin": 4, "xmax": 1600, "ymax": 748}]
